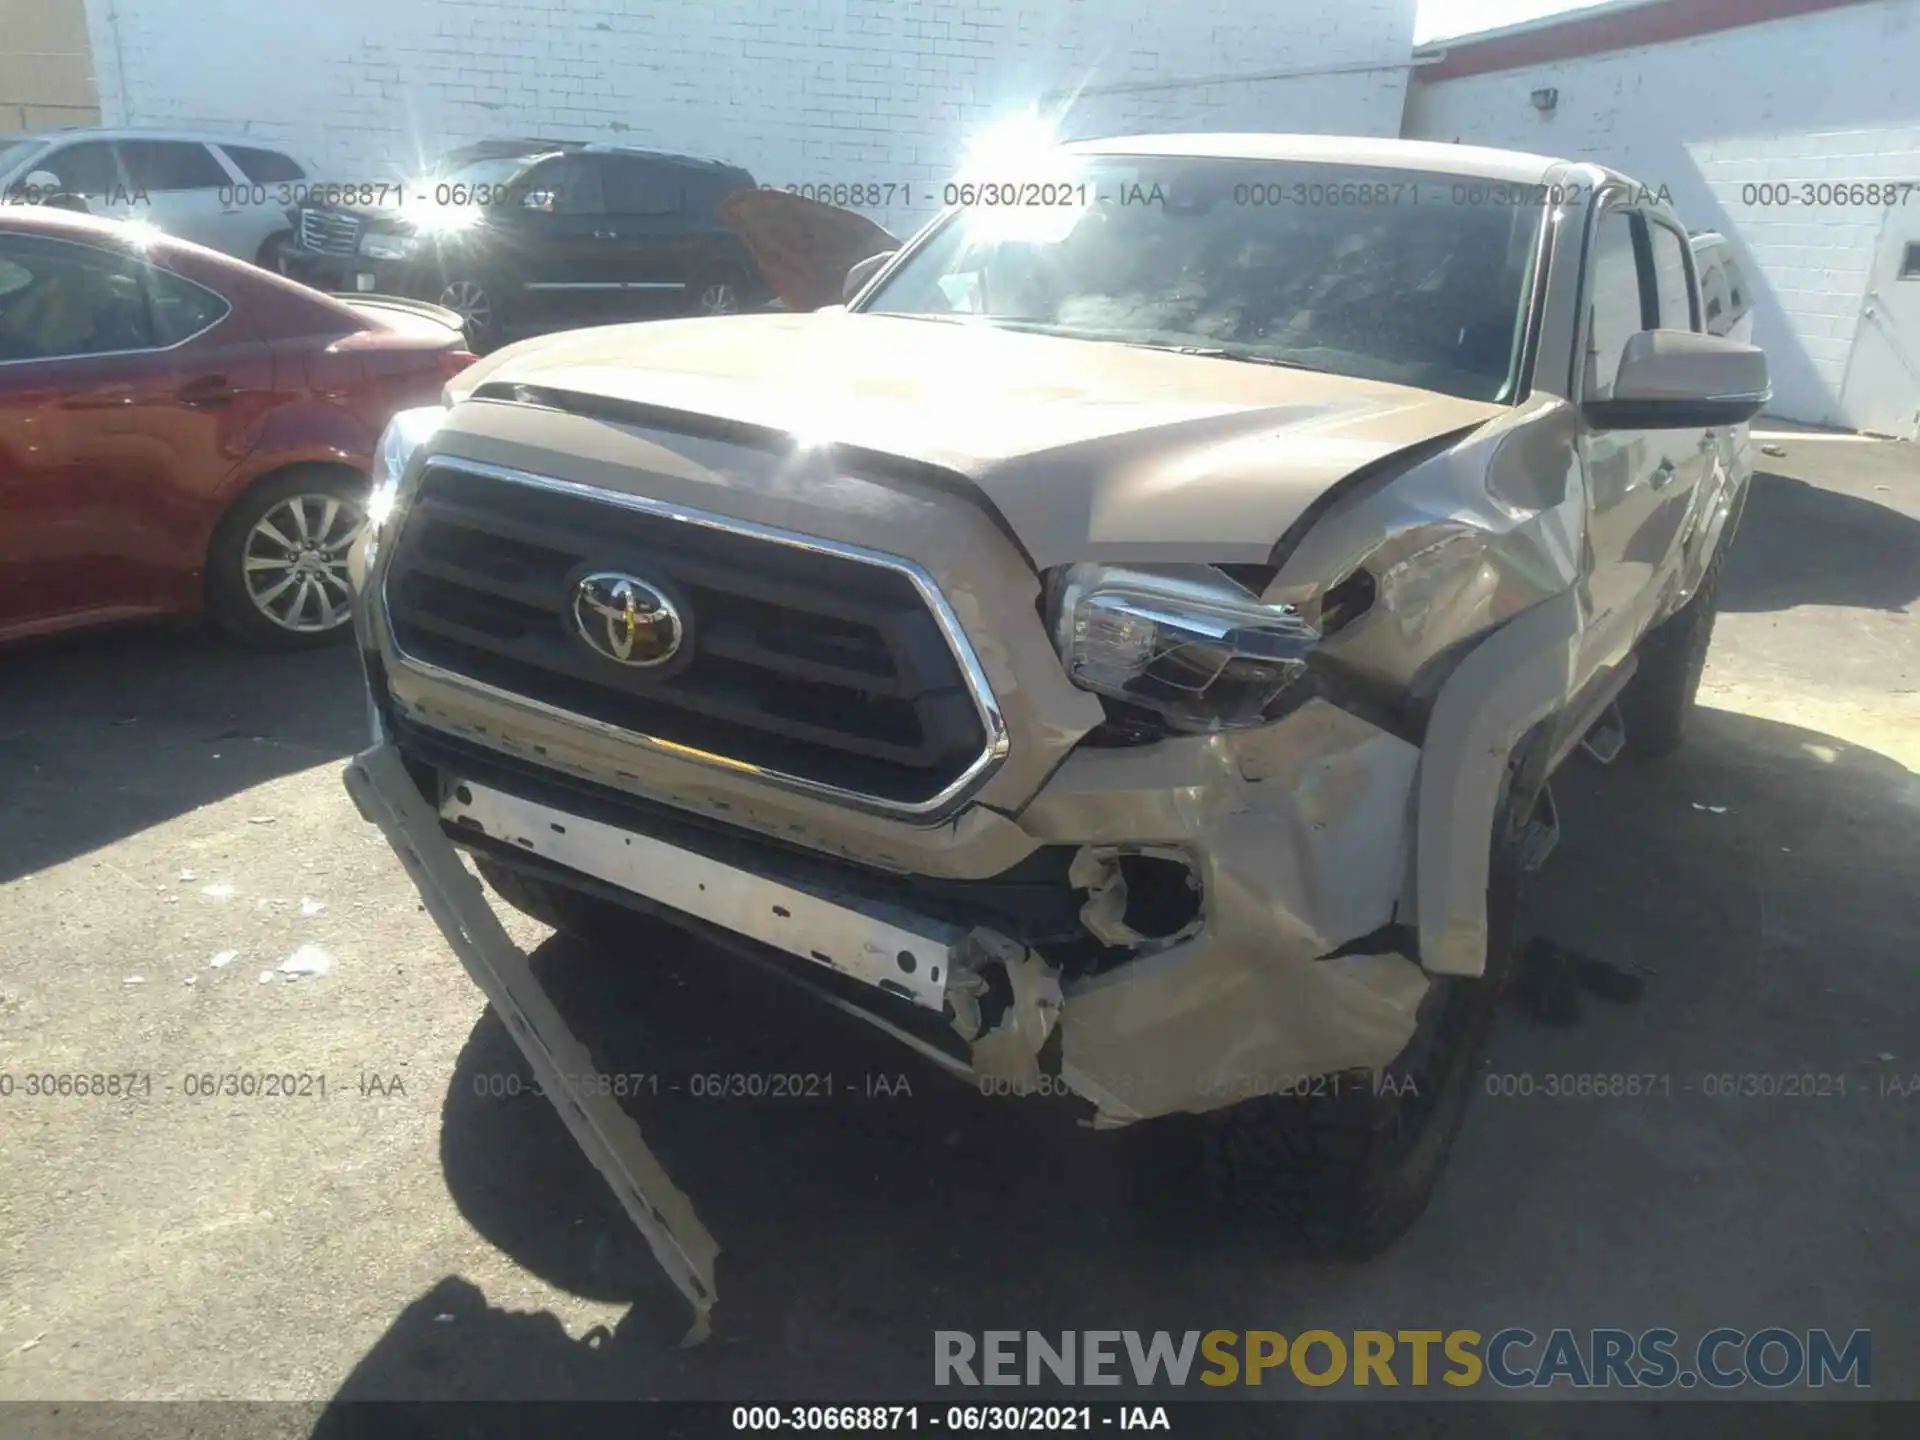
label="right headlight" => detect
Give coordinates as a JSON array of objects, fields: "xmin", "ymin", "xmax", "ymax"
[
  {"xmin": 351, "ymin": 405, "xmax": 446, "ymax": 591},
  {"xmin": 1046, "ymin": 563, "xmax": 1320, "ymax": 733}
]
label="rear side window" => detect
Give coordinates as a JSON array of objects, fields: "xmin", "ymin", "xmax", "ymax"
[
  {"xmin": 603, "ymin": 158, "xmax": 683, "ymax": 216},
  {"xmin": 1647, "ymin": 221, "xmax": 1697, "ymax": 331},
  {"xmin": 1698, "ymin": 259, "xmax": 1730, "ymax": 335},
  {"xmin": 526, "ymin": 156, "xmax": 603, "ymax": 215},
  {"xmin": 686, "ymin": 167, "xmax": 754, "ymax": 217},
  {"xmin": 0, "ymin": 234, "xmax": 155, "ymax": 360},
  {"xmin": 117, "ymin": 141, "xmax": 231, "ymax": 191},
  {"xmin": 37, "ymin": 140, "xmax": 125, "ymax": 194},
  {"xmin": 1581, "ymin": 209, "xmax": 1651, "ymax": 401},
  {"xmin": 221, "ymin": 145, "xmax": 306, "ymax": 184},
  {"xmin": 148, "ymin": 267, "xmax": 230, "ymax": 345},
  {"xmin": 1724, "ymin": 256, "xmax": 1748, "ymax": 306}
]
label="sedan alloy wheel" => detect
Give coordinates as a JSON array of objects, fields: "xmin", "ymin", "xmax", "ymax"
[
  {"xmin": 439, "ymin": 279, "xmax": 495, "ymax": 340},
  {"xmin": 243, "ymin": 492, "xmax": 364, "ymax": 634}
]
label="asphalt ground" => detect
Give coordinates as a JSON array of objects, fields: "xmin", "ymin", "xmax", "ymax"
[{"xmin": 0, "ymin": 433, "xmax": 1915, "ymax": 1425}]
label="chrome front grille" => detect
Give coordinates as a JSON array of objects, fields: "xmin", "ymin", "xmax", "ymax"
[
  {"xmin": 380, "ymin": 460, "xmax": 1007, "ymax": 818},
  {"xmin": 297, "ymin": 207, "xmax": 361, "ymax": 255}
]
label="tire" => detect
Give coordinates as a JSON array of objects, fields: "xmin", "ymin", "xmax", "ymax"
[
  {"xmin": 693, "ymin": 267, "xmax": 746, "ymax": 317},
  {"xmin": 1618, "ymin": 522, "xmax": 1735, "ymax": 759},
  {"xmin": 206, "ymin": 466, "xmax": 367, "ymax": 649},
  {"xmin": 437, "ymin": 276, "xmax": 501, "ymax": 350},
  {"xmin": 254, "ymin": 230, "xmax": 295, "ymax": 274},
  {"xmin": 1163, "ymin": 778, "xmax": 1532, "ymax": 1259},
  {"xmin": 474, "ymin": 856, "xmax": 666, "ymax": 948}
]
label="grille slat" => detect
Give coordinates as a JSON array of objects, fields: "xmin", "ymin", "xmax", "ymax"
[
  {"xmin": 297, "ymin": 208, "xmax": 363, "ymax": 256},
  {"xmin": 384, "ymin": 464, "xmax": 998, "ymax": 807},
  {"xmin": 419, "ymin": 493, "xmax": 920, "ymax": 635},
  {"xmin": 405, "ymin": 555, "xmax": 566, "ymax": 615},
  {"xmin": 697, "ymin": 616, "xmax": 912, "ymax": 695}
]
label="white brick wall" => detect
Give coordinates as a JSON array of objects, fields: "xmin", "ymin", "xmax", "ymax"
[
  {"xmin": 83, "ymin": 0, "xmax": 1416, "ymax": 236},
  {"xmin": 1403, "ymin": 0, "xmax": 1920, "ymax": 427}
]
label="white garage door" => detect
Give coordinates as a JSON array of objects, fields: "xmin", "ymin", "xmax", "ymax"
[{"xmin": 1841, "ymin": 208, "xmax": 1920, "ymax": 440}]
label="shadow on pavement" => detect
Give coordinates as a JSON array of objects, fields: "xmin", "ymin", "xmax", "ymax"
[
  {"xmin": 310, "ymin": 701, "xmax": 1918, "ymax": 1416},
  {"xmin": 1720, "ymin": 469, "xmax": 1920, "ymax": 615},
  {"xmin": 0, "ymin": 622, "xmax": 365, "ymax": 884}
]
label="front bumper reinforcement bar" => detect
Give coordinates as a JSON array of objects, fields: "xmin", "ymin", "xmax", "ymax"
[{"xmin": 343, "ymin": 741, "xmax": 720, "ymax": 1342}]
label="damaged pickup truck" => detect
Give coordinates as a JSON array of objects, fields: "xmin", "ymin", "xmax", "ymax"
[{"xmin": 342, "ymin": 135, "xmax": 1769, "ymax": 1327}]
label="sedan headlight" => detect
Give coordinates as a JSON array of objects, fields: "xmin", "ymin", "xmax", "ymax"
[
  {"xmin": 359, "ymin": 229, "xmax": 417, "ymax": 260},
  {"xmin": 1047, "ymin": 563, "xmax": 1319, "ymax": 733}
]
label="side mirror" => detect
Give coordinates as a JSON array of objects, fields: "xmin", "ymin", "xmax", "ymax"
[
  {"xmin": 1585, "ymin": 329, "xmax": 1770, "ymax": 431},
  {"xmin": 521, "ymin": 189, "xmax": 556, "ymax": 214},
  {"xmin": 843, "ymin": 250, "xmax": 896, "ymax": 303}
]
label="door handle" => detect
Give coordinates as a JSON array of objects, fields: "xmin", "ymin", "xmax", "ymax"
[
  {"xmin": 593, "ymin": 229, "xmax": 617, "ymax": 240},
  {"xmin": 1651, "ymin": 458, "xmax": 1677, "ymax": 491},
  {"xmin": 178, "ymin": 375, "xmax": 237, "ymax": 408}
]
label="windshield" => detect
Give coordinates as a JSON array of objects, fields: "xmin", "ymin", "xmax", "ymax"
[
  {"xmin": 431, "ymin": 153, "xmax": 546, "ymax": 188},
  {"xmin": 861, "ymin": 156, "xmax": 1545, "ymax": 403}
]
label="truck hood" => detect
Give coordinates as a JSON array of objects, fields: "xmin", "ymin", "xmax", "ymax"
[{"xmin": 448, "ymin": 312, "xmax": 1504, "ymax": 567}]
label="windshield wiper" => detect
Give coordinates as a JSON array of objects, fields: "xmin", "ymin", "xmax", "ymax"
[
  {"xmin": 1138, "ymin": 343, "xmax": 1329, "ymax": 374},
  {"xmin": 889, "ymin": 319, "xmax": 1336, "ymax": 375}
]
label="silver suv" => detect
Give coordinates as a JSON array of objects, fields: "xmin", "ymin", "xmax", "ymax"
[
  {"xmin": 0, "ymin": 128, "xmax": 316, "ymax": 265},
  {"xmin": 343, "ymin": 135, "xmax": 1769, "ymax": 1331}
]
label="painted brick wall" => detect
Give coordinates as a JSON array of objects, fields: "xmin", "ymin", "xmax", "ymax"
[
  {"xmin": 83, "ymin": 0, "xmax": 1416, "ymax": 237},
  {"xmin": 3, "ymin": 0, "xmax": 99, "ymax": 129},
  {"xmin": 1404, "ymin": 0, "xmax": 1920, "ymax": 427}
]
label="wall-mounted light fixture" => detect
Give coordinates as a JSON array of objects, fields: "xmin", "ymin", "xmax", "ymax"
[{"xmin": 1531, "ymin": 87, "xmax": 1559, "ymax": 113}]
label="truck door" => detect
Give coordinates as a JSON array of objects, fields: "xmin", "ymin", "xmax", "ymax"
[{"xmin": 1573, "ymin": 201, "xmax": 1709, "ymax": 677}]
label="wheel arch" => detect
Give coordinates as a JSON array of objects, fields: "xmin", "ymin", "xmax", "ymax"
[
  {"xmin": 253, "ymin": 227, "xmax": 295, "ymax": 269},
  {"xmin": 1415, "ymin": 588, "xmax": 1583, "ymax": 978}
]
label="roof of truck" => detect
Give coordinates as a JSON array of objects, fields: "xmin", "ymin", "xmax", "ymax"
[{"xmin": 1066, "ymin": 133, "xmax": 1591, "ymax": 185}]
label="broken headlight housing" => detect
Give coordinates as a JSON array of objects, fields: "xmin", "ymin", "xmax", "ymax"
[{"xmin": 1046, "ymin": 563, "xmax": 1320, "ymax": 733}]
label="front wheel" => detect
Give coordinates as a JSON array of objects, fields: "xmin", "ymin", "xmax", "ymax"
[
  {"xmin": 206, "ymin": 467, "xmax": 366, "ymax": 648},
  {"xmin": 255, "ymin": 230, "xmax": 295, "ymax": 274},
  {"xmin": 693, "ymin": 268, "xmax": 746, "ymax": 316},
  {"xmin": 1151, "ymin": 780, "xmax": 1531, "ymax": 1258},
  {"xmin": 438, "ymin": 276, "xmax": 501, "ymax": 349}
]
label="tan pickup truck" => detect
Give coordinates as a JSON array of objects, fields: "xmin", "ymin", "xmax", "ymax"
[{"xmin": 343, "ymin": 134, "xmax": 1768, "ymax": 1331}]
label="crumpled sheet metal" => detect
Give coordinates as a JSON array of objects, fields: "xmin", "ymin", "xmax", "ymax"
[
  {"xmin": 959, "ymin": 930, "xmax": 1066, "ymax": 1090},
  {"xmin": 1067, "ymin": 844, "xmax": 1203, "ymax": 949},
  {"xmin": 1062, "ymin": 945, "xmax": 1431, "ymax": 1126},
  {"xmin": 1038, "ymin": 701, "xmax": 1429, "ymax": 1124},
  {"xmin": 341, "ymin": 742, "xmax": 720, "ymax": 1342},
  {"xmin": 1268, "ymin": 395, "xmax": 1586, "ymax": 698}
]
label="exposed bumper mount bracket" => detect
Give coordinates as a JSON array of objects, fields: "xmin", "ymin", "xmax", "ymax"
[{"xmin": 343, "ymin": 742, "xmax": 721, "ymax": 1343}]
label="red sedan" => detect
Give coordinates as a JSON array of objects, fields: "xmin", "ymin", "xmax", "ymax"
[{"xmin": 0, "ymin": 207, "xmax": 474, "ymax": 647}]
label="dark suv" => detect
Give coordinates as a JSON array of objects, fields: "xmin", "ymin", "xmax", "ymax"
[{"xmin": 279, "ymin": 141, "xmax": 763, "ymax": 348}]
